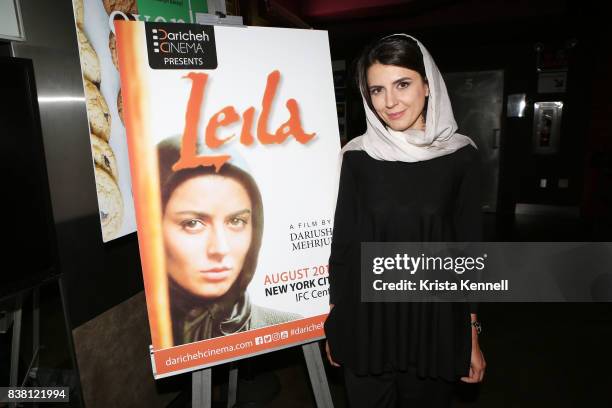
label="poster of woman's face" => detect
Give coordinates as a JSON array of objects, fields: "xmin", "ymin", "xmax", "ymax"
[
  {"xmin": 156, "ymin": 139, "xmax": 269, "ymax": 345},
  {"xmin": 115, "ymin": 22, "xmax": 341, "ymax": 376},
  {"xmin": 162, "ymin": 174, "xmax": 253, "ymax": 299}
]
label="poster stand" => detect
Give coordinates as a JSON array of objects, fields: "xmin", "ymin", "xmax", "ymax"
[
  {"xmin": 190, "ymin": 341, "xmax": 333, "ymax": 408},
  {"xmin": 302, "ymin": 342, "xmax": 334, "ymax": 407}
]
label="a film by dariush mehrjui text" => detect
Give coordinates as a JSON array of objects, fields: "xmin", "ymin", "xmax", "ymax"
[{"xmin": 114, "ymin": 20, "xmax": 340, "ymax": 378}]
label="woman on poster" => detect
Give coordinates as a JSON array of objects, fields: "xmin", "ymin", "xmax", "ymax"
[
  {"xmin": 324, "ymin": 34, "xmax": 486, "ymax": 407},
  {"xmin": 157, "ymin": 137, "xmax": 300, "ymax": 345}
]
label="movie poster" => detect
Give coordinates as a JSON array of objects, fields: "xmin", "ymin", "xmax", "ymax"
[
  {"xmin": 114, "ymin": 20, "xmax": 340, "ymax": 378},
  {"xmin": 72, "ymin": 0, "xmax": 208, "ymax": 242}
]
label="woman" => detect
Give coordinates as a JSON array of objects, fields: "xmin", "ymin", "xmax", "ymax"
[
  {"xmin": 324, "ymin": 35, "xmax": 486, "ymax": 407},
  {"xmin": 158, "ymin": 137, "xmax": 300, "ymax": 345}
]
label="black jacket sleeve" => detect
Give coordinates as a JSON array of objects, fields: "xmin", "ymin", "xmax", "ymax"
[
  {"xmin": 328, "ymin": 156, "xmax": 357, "ymax": 306},
  {"xmin": 453, "ymin": 147, "xmax": 483, "ymax": 314}
]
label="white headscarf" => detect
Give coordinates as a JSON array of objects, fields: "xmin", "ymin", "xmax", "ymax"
[{"xmin": 341, "ymin": 34, "xmax": 476, "ymax": 161}]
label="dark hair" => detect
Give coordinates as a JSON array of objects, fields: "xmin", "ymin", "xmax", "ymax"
[
  {"xmin": 356, "ymin": 35, "xmax": 428, "ymax": 125},
  {"xmin": 157, "ymin": 137, "xmax": 264, "ymax": 297}
]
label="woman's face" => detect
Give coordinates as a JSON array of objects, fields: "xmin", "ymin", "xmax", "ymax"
[
  {"xmin": 366, "ymin": 63, "xmax": 429, "ymax": 132},
  {"xmin": 162, "ymin": 175, "xmax": 253, "ymax": 299}
]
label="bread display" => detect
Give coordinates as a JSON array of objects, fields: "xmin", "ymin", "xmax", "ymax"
[
  {"xmin": 117, "ymin": 89, "xmax": 124, "ymax": 126},
  {"xmin": 73, "ymin": 0, "xmax": 84, "ymax": 28},
  {"xmin": 109, "ymin": 31, "xmax": 118, "ymax": 70},
  {"xmin": 77, "ymin": 27, "xmax": 101, "ymax": 85},
  {"xmin": 94, "ymin": 166, "xmax": 123, "ymax": 241},
  {"xmin": 73, "ymin": 0, "xmax": 136, "ymax": 240},
  {"xmin": 91, "ymin": 133, "xmax": 119, "ymax": 181},
  {"xmin": 84, "ymin": 79, "xmax": 111, "ymax": 141},
  {"xmin": 102, "ymin": 0, "xmax": 138, "ymax": 14}
]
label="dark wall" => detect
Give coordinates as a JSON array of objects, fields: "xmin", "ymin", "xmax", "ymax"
[
  {"xmin": 321, "ymin": 1, "xmax": 607, "ymax": 218},
  {"xmin": 0, "ymin": 41, "xmax": 12, "ymax": 56}
]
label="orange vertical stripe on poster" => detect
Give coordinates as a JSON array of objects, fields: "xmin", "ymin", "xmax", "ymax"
[{"xmin": 115, "ymin": 21, "xmax": 173, "ymax": 350}]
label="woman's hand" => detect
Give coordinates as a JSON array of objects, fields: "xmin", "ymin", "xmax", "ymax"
[
  {"xmin": 461, "ymin": 316, "xmax": 486, "ymax": 383},
  {"xmin": 325, "ymin": 340, "xmax": 340, "ymax": 367},
  {"xmin": 325, "ymin": 304, "xmax": 340, "ymax": 367}
]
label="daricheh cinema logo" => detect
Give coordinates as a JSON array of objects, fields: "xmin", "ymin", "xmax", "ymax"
[
  {"xmin": 145, "ymin": 22, "xmax": 217, "ymax": 70},
  {"xmin": 151, "ymin": 27, "xmax": 209, "ymax": 53}
]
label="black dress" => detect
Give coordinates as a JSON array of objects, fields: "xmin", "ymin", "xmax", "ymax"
[{"xmin": 324, "ymin": 144, "xmax": 481, "ymax": 381}]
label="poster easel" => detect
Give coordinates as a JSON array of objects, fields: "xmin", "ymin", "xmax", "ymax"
[{"xmin": 191, "ymin": 341, "xmax": 333, "ymax": 408}]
